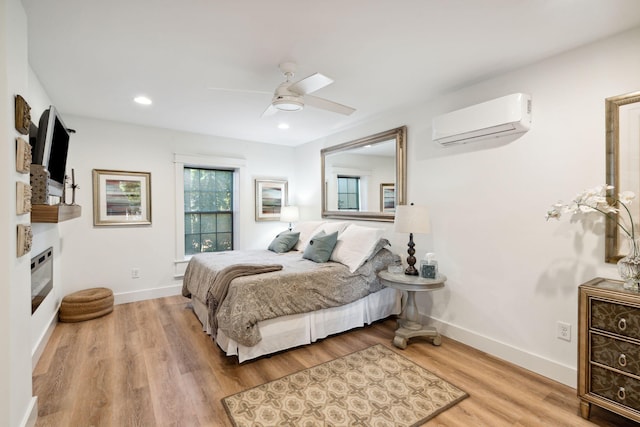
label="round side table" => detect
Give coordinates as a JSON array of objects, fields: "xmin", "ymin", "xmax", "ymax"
[{"xmin": 378, "ymin": 270, "xmax": 446, "ymax": 349}]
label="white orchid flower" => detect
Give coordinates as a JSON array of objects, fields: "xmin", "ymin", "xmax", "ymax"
[
  {"xmin": 547, "ymin": 185, "xmax": 635, "ymax": 240},
  {"xmin": 545, "ymin": 204, "xmax": 564, "ymax": 220},
  {"xmin": 620, "ymin": 191, "xmax": 635, "ymax": 205}
]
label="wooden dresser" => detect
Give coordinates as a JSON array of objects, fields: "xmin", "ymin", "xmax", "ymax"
[{"xmin": 578, "ymin": 277, "xmax": 640, "ymax": 422}]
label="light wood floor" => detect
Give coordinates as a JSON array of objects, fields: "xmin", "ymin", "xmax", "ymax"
[{"xmin": 33, "ymin": 295, "xmax": 637, "ymax": 426}]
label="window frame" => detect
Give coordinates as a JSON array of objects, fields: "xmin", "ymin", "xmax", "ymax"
[
  {"xmin": 183, "ymin": 167, "xmax": 235, "ymax": 255},
  {"xmin": 174, "ymin": 154, "xmax": 246, "ymax": 277},
  {"xmin": 337, "ymin": 175, "xmax": 361, "ymax": 211}
]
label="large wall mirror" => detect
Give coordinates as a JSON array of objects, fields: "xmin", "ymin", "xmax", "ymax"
[
  {"xmin": 606, "ymin": 91, "xmax": 640, "ymax": 263},
  {"xmin": 321, "ymin": 126, "xmax": 407, "ymax": 222}
]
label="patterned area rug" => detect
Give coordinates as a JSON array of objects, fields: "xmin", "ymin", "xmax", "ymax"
[{"xmin": 222, "ymin": 344, "xmax": 468, "ymax": 426}]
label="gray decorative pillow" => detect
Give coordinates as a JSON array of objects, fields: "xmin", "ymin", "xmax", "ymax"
[
  {"xmin": 302, "ymin": 231, "xmax": 339, "ymax": 263},
  {"xmin": 268, "ymin": 231, "xmax": 300, "ymax": 253}
]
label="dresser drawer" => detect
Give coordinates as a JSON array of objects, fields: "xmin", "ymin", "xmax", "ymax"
[
  {"xmin": 591, "ymin": 364, "xmax": 640, "ymax": 411},
  {"xmin": 591, "ymin": 299, "xmax": 640, "ymax": 340},
  {"xmin": 591, "ymin": 333, "xmax": 640, "ymax": 376}
]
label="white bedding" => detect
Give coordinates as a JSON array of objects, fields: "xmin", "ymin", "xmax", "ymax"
[{"xmin": 191, "ymin": 286, "xmax": 401, "ymax": 362}]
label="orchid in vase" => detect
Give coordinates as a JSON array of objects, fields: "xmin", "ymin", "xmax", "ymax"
[{"xmin": 546, "ymin": 185, "xmax": 640, "ymax": 288}]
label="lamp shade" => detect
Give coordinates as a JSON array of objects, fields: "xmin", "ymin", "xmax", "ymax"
[
  {"xmin": 394, "ymin": 205, "xmax": 430, "ymax": 234},
  {"xmin": 280, "ymin": 206, "xmax": 300, "ymax": 223}
]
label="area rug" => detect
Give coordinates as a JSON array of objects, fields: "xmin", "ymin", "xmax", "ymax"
[{"xmin": 222, "ymin": 344, "xmax": 468, "ymax": 427}]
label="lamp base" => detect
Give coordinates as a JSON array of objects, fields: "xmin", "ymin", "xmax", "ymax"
[
  {"xmin": 404, "ymin": 232, "xmax": 419, "ymax": 276},
  {"xmin": 404, "ymin": 265, "xmax": 419, "ymax": 276}
]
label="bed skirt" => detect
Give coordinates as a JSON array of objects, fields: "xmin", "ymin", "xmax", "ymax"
[{"xmin": 190, "ymin": 287, "xmax": 401, "ymax": 363}]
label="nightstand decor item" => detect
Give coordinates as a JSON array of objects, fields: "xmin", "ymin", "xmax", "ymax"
[
  {"xmin": 16, "ymin": 137, "xmax": 31, "ymax": 173},
  {"xmin": 14, "ymin": 95, "xmax": 31, "ymax": 135},
  {"xmin": 546, "ymin": 185, "xmax": 640, "ymax": 289},
  {"xmin": 420, "ymin": 253, "xmax": 438, "ymax": 279},
  {"xmin": 394, "ymin": 203, "xmax": 430, "ymax": 275}
]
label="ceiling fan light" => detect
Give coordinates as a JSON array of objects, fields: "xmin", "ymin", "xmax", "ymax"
[{"xmin": 273, "ymin": 96, "xmax": 304, "ymax": 111}]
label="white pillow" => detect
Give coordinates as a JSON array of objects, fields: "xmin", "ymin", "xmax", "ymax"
[
  {"xmin": 330, "ymin": 224, "xmax": 385, "ymax": 272},
  {"xmin": 293, "ymin": 221, "xmax": 327, "ymax": 251},
  {"xmin": 315, "ymin": 221, "xmax": 350, "ymax": 237}
]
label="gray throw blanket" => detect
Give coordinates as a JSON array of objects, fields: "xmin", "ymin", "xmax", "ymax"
[{"xmin": 205, "ymin": 264, "xmax": 283, "ymax": 338}]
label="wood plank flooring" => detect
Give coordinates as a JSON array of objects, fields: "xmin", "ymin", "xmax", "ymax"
[{"xmin": 33, "ymin": 295, "xmax": 637, "ymax": 426}]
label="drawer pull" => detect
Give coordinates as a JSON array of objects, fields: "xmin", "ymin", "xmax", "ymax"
[
  {"xmin": 619, "ymin": 354, "xmax": 628, "ymax": 367},
  {"xmin": 618, "ymin": 318, "xmax": 627, "ymax": 331},
  {"xmin": 618, "ymin": 387, "xmax": 626, "ymax": 400}
]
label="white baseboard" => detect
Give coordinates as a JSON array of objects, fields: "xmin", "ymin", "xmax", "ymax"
[
  {"xmin": 21, "ymin": 397, "xmax": 37, "ymax": 427},
  {"xmin": 114, "ymin": 283, "xmax": 183, "ymax": 305},
  {"xmin": 424, "ymin": 315, "xmax": 576, "ymax": 388}
]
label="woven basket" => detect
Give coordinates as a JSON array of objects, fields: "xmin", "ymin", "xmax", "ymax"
[{"xmin": 59, "ymin": 287, "xmax": 114, "ymax": 322}]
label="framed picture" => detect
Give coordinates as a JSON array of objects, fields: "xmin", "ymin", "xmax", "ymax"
[
  {"xmin": 380, "ymin": 183, "xmax": 396, "ymax": 212},
  {"xmin": 255, "ymin": 179, "xmax": 287, "ymax": 221},
  {"xmin": 92, "ymin": 169, "xmax": 151, "ymax": 226}
]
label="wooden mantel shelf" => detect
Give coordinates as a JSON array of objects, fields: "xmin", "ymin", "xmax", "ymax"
[{"xmin": 31, "ymin": 204, "xmax": 81, "ymax": 223}]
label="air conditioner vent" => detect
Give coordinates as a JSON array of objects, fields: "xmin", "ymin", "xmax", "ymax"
[{"xmin": 432, "ymin": 93, "xmax": 532, "ymax": 146}]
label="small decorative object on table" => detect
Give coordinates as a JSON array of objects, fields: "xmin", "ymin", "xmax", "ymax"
[
  {"xmin": 546, "ymin": 185, "xmax": 640, "ymax": 289},
  {"xmin": 420, "ymin": 253, "xmax": 438, "ymax": 279},
  {"xmin": 388, "ymin": 264, "xmax": 403, "ymax": 274}
]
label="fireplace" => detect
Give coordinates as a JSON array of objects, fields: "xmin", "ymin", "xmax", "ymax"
[{"xmin": 31, "ymin": 247, "xmax": 53, "ymax": 314}]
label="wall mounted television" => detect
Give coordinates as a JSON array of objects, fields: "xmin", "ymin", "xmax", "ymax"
[{"xmin": 32, "ymin": 106, "xmax": 71, "ymax": 198}]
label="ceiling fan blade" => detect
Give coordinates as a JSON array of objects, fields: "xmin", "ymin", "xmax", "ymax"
[
  {"xmin": 261, "ymin": 104, "xmax": 278, "ymax": 117},
  {"xmin": 288, "ymin": 73, "xmax": 333, "ymax": 95},
  {"xmin": 305, "ymin": 95, "xmax": 355, "ymax": 116}
]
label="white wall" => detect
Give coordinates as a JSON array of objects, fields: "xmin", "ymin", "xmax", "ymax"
[
  {"xmin": 294, "ymin": 27, "xmax": 640, "ymax": 387},
  {"xmin": 56, "ymin": 116, "xmax": 296, "ymax": 303},
  {"xmin": 1, "ymin": 0, "xmax": 38, "ymax": 425}
]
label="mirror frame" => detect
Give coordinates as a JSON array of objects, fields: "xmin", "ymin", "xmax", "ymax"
[
  {"xmin": 321, "ymin": 126, "xmax": 407, "ymax": 222},
  {"xmin": 605, "ymin": 91, "xmax": 640, "ymax": 263}
]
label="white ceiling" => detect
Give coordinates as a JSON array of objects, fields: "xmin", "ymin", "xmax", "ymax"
[{"xmin": 22, "ymin": 0, "xmax": 640, "ymax": 147}]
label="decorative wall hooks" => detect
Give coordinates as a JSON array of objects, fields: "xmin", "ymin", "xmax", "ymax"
[
  {"xmin": 16, "ymin": 182, "xmax": 32, "ymax": 215},
  {"xmin": 14, "ymin": 95, "xmax": 31, "ymax": 135},
  {"xmin": 16, "ymin": 137, "xmax": 31, "ymax": 173},
  {"xmin": 17, "ymin": 224, "xmax": 32, "ymax": 257}
]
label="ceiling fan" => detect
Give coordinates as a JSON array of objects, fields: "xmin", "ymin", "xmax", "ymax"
[{"xmin": 210, "ymin": 62, "xmax": 356, "ymax": 117}]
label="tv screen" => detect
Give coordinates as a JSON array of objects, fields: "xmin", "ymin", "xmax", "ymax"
[{"xmin": 34, "ymin": 106, "xmax": 70, "ymax": 198}]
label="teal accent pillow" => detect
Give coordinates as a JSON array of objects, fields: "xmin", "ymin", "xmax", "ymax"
[
  {"xmin": 303, "ymin": 231, "xmax": 339, "ymax": 263},
  {"xmin": 268, "ymin": 231, "xmax": 300, "ymax": 253}
]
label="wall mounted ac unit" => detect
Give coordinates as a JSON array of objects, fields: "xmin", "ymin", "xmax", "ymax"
[{"xmin": 432, "ymin": 93, "xmax": 532, "ymax": 146}]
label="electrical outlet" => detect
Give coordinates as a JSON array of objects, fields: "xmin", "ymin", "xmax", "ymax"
[
  {"xmin": 131, "ymin": 268, "xmax": 140, "ymax": 279},
  {"xmin": 557, "ymin": 321, "xmax": 571, "ymax": 341}
]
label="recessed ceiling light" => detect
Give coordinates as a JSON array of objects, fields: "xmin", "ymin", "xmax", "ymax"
[
  {"xmin": 134, "ymin": 96, "xmax": 152, "ymax": 105},
  {"xmin": 278, "ymin": 123, "xmax": 290, "ymax": 130}
]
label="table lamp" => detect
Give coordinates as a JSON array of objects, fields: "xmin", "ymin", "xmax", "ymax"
[
  {"xmin": 393, "ymin": 204, "xmax": 430, "ymax": 275},
  {"xmin": 280, "ymin": 205, "xmax": 299, "ymax": 231}
]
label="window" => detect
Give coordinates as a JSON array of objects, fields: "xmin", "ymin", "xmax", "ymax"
[
  {"xmin": 184, "ymin": 167, "xmax": 233, "ymax": 254},
  {"xmin": 337, "ymin": 175, "xmax": 360, "ymax": 211}
]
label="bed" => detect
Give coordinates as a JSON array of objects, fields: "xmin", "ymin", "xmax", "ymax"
[{"xmin": 182, "ymin": 221, "xmax": 402, "ymax": 362}]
